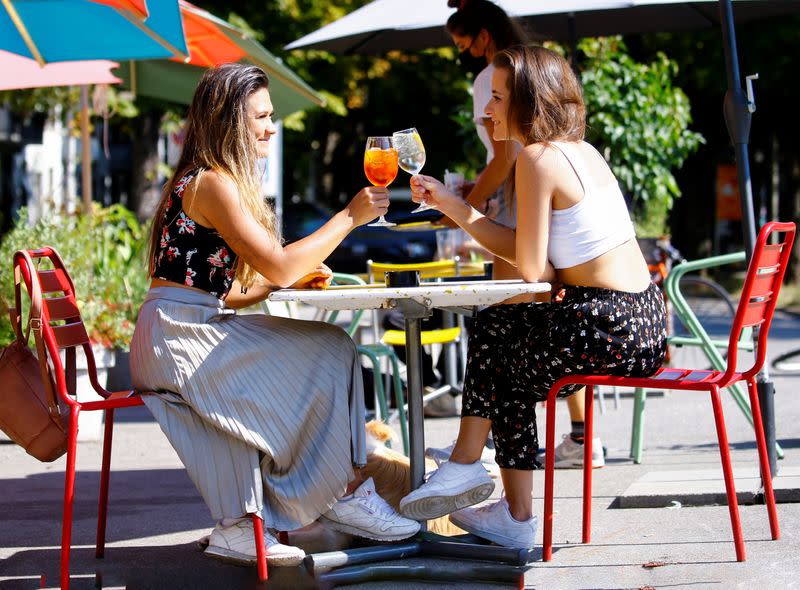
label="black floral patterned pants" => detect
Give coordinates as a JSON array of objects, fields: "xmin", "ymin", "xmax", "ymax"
[{"xmin": 462, "ymin": 282, "xmax": 667, "ymax": 469}]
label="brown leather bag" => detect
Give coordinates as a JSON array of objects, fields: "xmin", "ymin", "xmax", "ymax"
[{"xmin": 0, "ymin": 251, "xmax": 69, "ymax": 462}]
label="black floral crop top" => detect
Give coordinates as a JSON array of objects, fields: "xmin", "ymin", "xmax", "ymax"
[{"xmin": 153, "ymin": 169, "xmax": 237, "ymax": 298}]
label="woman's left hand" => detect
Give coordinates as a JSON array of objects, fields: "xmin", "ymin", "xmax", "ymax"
[{"xmin": 291, "ymin": 263, "xmax": 333, "ymax": 289}]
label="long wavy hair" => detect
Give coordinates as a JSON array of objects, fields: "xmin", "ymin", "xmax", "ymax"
[
  {"xmin": 445, "ymin": 0, "xmax": 528, "ymax": 51},
  {"xmin": 147, "ymin": 63, "xmax": 279, "ymax": 288}
]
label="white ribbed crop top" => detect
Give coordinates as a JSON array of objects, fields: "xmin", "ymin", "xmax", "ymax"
[{"xmin": 546, "ymin": 141, "xmax": 636, "ymax": 269}]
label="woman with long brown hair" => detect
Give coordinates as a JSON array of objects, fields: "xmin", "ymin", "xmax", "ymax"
[
  {"xmin": 130, "ymin": 63, "xmax": 419, "ymax": 568},
  {"xmin": 399, "ymin": 46, "xmax": 667, "ymax": 548}
]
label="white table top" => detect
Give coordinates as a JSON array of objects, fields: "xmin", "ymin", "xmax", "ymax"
[{"xmin": 269, "ymin": 279, "xmax": 551, "ymax": 311}]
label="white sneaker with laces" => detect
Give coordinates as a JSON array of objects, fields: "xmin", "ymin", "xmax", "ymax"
[
  {"xmin": 204, "ymin": 519, "xmax": 306, "ymax": 567},
  {"xmin": 399, "ymin": 459, "xmax": 494, "ymax": 520},
  {"xmin": 553, "ymin": 434, "xmax": 605, "ymax": 469},
  {"xmin": 449, "ymin": 497, "xmax": 537, "ymax": 549},
  {"xmin": 320, "ymin": 477, "xmax": 420, "ymax": 541}
]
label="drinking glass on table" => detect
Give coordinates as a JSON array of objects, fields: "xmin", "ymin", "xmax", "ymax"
[
  {"xmin": 364, "ymin": 136, "xmax": 398, "ymax": 227},
  {"xmin": 392, "ymin": 127, "xmax": 431, "ymax": 213}
]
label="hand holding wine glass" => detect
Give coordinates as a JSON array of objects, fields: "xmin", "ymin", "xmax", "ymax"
[
  {"xmin": 410, "ymin": 174, "xmax": 465, "ymax": 215},
  {"xmin": 364, "ymin": 136, "xmax": 398, "ymax": 227},
  {"xmin": 392, "ymin": 127, "xmax": 432, "ymax": 213}
]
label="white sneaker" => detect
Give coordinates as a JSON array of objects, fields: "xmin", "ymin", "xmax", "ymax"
[
  {"xmin": 204, "ymin": 519, "xmax": 306, "ymax": 567},
  {"xmin": 425, "ymin": 442, "xmax": 500, "ymax": 478},
  {"xmin": 553, "ymin": 435, "xmax": 605, "ymax": 469},
  {"xmin": 399, "ymin": 460, "xmax": 494, "ymax": 520},
  {"xmin": 449, "ymin": 497, "xmax": 537, "ymax": 549},
  {"xmin": 320, "ymin": 477, "xmax": 420, "ymax": 541},
  {"xmin": 423, "ymin": 393, "xmax": 460, "ymax": 417}
]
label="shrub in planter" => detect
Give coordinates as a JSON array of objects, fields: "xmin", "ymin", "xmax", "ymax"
[
  {"xmin": 0, "ymin": 204, "xmax": 149, "ymax": 350},
  {"xmin": 580, "ymin": 37, "xmax": 704, "ymax": 237}
]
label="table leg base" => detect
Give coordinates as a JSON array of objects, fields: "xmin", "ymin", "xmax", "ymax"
[{"xmin": 304, "ymin": 540, "xmax": 532, "ymax": 587}]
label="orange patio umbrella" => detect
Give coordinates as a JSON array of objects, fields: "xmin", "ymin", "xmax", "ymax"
[
  {"xmin": 177, "ymin": 1, "xmax": 246, "ymax": 67},
  {"xmin": 118, "ymin": 1, "xmax": 323, "ymax": 115},
  {"xmin": 91, "ymin": 0, "xmax": 149, "ymax": 20}
]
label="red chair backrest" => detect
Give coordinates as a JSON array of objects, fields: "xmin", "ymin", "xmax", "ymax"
[
  {"xmin": 13, "ymin": 247, "xmax": 109, "ymax": 407},
  {"xmin": 722, "ymin": 222, "xmax": 796, "ymax": 382}
]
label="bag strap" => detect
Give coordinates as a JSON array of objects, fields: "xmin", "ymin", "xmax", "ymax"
[
  {"xmin": 15, "ymin": 251, "xmax": 61, "ymax": 418},
  {"xmin": 11, "ymin": 259, "xmax": 29, "ymax": 343}
]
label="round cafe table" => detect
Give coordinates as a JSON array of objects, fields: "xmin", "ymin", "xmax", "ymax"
[{"xmin": 269, "ymin": 278, "xmax": 550, "ymax": 586}]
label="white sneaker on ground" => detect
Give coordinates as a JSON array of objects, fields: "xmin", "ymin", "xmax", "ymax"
[
  {"xmin": 553, "ymin": 434, "xmax": 605, "ymax": 469},
  {"xmin": 423, "ymin": 392, "xmax": 460, "ymax": 417},
  {"xmin": 399, "ymin": 459, "xmax": 494, "ymax": 520},
  {"xmin": 320, "ymin": 477, "xmax": 420, "ymax": 541},
  {"xmin": 204, "ymin": 519, "xmax": 306, "ymax": 567},
  {"xmin": 449, "ymin": 497, "xmax": 537, "ymax": 549},
  {"xmin": 425, "ymin": 442, "xmax": 500, "ymax": 478}
]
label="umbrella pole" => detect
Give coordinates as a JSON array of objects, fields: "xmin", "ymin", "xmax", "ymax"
[
  {"xmin": 568, "ymin": 13, "xmax": 579, "ymax": 75},
  {"xmin": 80, "ymin": 85, "xmax": 92, "ymax": 214},
  {"xmin": 718, "ymin": 0, "xmax": 777, "ymax": 478}
]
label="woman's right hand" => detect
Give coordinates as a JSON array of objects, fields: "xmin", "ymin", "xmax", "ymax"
[
  {"xmin": 410, "ymin": 174, "xmax": 463, "ymax": 213},
  {"xmin": 345, "ymin": 186, "xmax": 390, "ymax": 226}
]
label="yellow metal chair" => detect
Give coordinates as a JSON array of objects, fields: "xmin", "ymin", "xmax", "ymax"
[{"xmin": 367, "ymin": 259, "xmax": 468, "ymax": 413}]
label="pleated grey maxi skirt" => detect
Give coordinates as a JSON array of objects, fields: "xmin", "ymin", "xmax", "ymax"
[{"xmin": 129, "ymin": 287, "xmax": 367, "ymax": 531}]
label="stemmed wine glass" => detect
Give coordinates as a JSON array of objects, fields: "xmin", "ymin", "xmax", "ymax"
[
  {"xmin": 364, "ymin": 136, "xmax": 398, "ymax": 227},
  {"xmin": 392, "ymin": 127, "xmax": 431, "ymax": 213}
]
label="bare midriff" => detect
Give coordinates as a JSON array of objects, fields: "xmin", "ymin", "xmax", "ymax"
[
  {"xmin": 556, "ymin": 238, "xmax": 651, "ymax": 293},
  {"xmin": 149, "ymin": 277, "xmax": 213, "ymax": 295}
]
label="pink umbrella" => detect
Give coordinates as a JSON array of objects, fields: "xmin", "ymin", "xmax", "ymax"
[
  {"xmin": 0, "ymin": 49, "xmax": 121, "ymax": 89},
  {"xmin": 0, "ymin": 49, "xmax": 121, "ymax": 214}
]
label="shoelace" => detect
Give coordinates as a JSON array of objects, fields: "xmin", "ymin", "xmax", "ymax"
[
  {"xmin": 473, "ymin": 491, "xmax": 506, "ymax": 515},
  {"xmin": 422, "ymin": 455, "xmax": 445, "ymax": 482},
  {"xmin": 357, "ymin": 489, "xmax": 400, "ymax": 518}
]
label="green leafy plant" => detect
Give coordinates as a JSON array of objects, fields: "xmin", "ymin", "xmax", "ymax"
[
  {"xmin": 0, "ymin": 205, "xmax": 149, "ymax": 349},
  {"xmin": 579, "ymin": 37, "xmax": 704, "ymax": 237}
]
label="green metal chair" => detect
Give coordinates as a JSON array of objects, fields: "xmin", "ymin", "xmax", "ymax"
[
  {"xmin": 327, "ymin": 273, "xmax": 409, "ymax": 455},
  {"xmin": 629, "ymin": 251, "xmax": 782, "ymax": 463}
]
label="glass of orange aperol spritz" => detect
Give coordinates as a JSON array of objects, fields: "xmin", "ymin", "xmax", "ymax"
[{"xmin": 364, "ymin": 136, "xmax": 398, "ymax": 227}]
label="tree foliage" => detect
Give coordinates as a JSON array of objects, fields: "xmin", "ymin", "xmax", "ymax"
[
  {"xmin": 579, "ymin": 37, "xmax": 704, "ymax": 237},
  {"xmin": 0, "ymin": 205, "xmax": 149, "ymax": 348}
]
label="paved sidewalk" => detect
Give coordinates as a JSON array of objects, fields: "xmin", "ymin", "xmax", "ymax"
[{"xmin": 2, "ymin": 311, "xmax": 800, "ymax": 590}]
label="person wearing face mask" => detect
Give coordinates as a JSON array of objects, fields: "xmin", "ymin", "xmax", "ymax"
[
  {"xmin": 446, "ymin": 0, "xmax": 526, "ymax": 230},
  {"xmin": 402, "ymin": 0, "xmax": 531, "ymax": 421}
]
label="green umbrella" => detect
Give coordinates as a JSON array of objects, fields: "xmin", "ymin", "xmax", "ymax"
[{"xmin": 113, "ymin": 7, "xmax": 323, "ymax": 114}]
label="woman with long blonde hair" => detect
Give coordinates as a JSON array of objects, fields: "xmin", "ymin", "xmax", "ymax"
[{"xmin": 131, "ymin": 63, "xmax": 419, "ymax": 568}]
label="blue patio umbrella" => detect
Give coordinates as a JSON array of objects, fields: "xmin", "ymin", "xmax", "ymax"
[
  {"xmin": 0, "ymin": 0, "xmax": 188, "ymax": 65},
  {"xmin": 1, "ymin": 0, "xmax": 189, "ymax": 210}
]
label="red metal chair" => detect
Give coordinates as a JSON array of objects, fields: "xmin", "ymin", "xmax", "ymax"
[
  {"xmin": 14, "ymin": 247, "xmax": 269, "ymax": 589},
  {"xmin": 542, "ymin": 221, "xmax": 794, "ymax": 563}
]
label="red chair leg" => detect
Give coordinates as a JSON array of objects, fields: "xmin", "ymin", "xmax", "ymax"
[
  {"xmin": 709, "ymin": 384, "xmax": 745, "ymax": 561},
  {"xmin": 96, "ymin": 409, "xmax": 115, "ymax": 558},
  {"xmin": 746, "ymin": 379, "xmax": 780, "ymax": 540},
  {"xmin": 250, "ymin": 513, "xmax": 268, "ymax": 582},
  {"xmin": 543, "ymin": 386, "xmax": 559, "ymax": 561},
  {"xmin": 582, "ymin": 385, "xmax": 594, "ymax": 544},
  {"xmin": 61, "ymin": 407, "xmax": 80, "ymax": 590}
]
